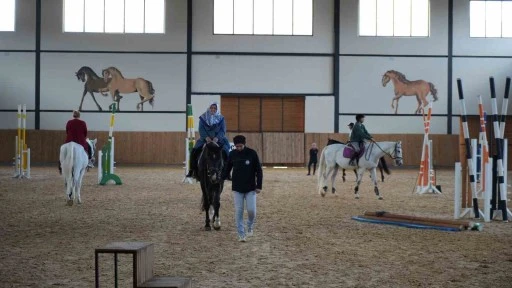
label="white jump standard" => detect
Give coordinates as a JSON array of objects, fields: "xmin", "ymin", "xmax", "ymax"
[{"xmin": 13, "ymin": 104, "xmax": 31, "ymax": 179}]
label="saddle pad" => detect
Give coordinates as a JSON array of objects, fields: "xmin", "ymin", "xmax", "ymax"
[{"xmin": 343, "ymin": 145, "xmax": 365, "ymax": 159}]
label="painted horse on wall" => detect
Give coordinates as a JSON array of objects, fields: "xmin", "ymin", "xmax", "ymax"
[
  {"xmin": 102, "ymin": 67, "xmax": 155, "ymax": 111},
  {"xmin": 382, "ymin": 70, "xmax": 438, "ymax": 114},
  {"xmin": 75, "ymin": 66, "xmax": 122, "ymax": 111}
]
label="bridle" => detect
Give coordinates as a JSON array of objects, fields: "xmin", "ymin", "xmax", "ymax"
[{"xmin": 367, "ymin": 141, "xmax": 402, "ymax": 162}]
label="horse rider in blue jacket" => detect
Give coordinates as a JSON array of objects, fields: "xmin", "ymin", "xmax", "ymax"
[{"xmin": 186, "ymin": 102, "xmax": 230, "ymax": 178}]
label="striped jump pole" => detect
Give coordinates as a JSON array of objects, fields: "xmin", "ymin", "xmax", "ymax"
[
  {"xmin": 489, "ymin": 77, "xmax": 509, "ymax": 222},
  {"xmin": 457, "ymin": 78, "xmax": 480, "ymax": 218},
  {"xmin": 183, "ymin": 104, "xmax": 195, "ymax": 184},
  {"xmin": 477, "ymin": 96, "xmax": 489, "ymax": 194},
  {"xmin": 416, "ymin": 102, "xmax": 440, "ymax": 194}
]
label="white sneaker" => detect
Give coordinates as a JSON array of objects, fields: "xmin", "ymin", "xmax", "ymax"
[
  {"xmin": 247, "ymin": 229, "xmax": 254, "ymax": 237},
  {"xmin": 238, "ymin": 235, "xmax": 246, "ymax": 242}
]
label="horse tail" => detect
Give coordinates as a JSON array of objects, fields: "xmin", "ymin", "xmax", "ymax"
[
  {"xmin": 60, "ymin": 143, "xmax": 75, "ymax": 186},
  {"xmin": 428, "ymin": 82, "xmax": 438, "ymax": 101},
  {"xmin": 146, "ymin": 80, "xmax": 155, "ymax": 107},
  {"xmin": 317, "ymin": 147, "xmax": 327, "ymax": 193},
  {"xmin": 379, "ymin": 157, "xmax": 390, "ymax": 175}
]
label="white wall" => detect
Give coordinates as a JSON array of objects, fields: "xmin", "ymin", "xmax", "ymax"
[
  {"xmin": 40, "ymin": 112, "xmax": 184, "ymax": 131},
  {"xmin": 0, "ymin": 0, "xmax": 36, "ymax": 50},
  {"xmin": 340, "ymin": 56, "xmax": 448, "ymax": 114},
  {"xmin": 0, "ymin": 52, "xmax": 36, "ymax": 110},
  {"xmin": 192, "ymin": 55, "xmax": 332, "ymax": 94},
  {"xmin": 2, "ymin": 0, "xmax": 512, "ymax": 135},
  {"xmin": 453, "ymin": 57, "xmax": 512, "ymax": 116},
  {"xmin": 41, "ymin": 0, "xmax": 187, "ymax": 52},
  {"xmin": 305, "ymin": 96, "xmax": 334, "ymax": 132},
  {"xmin": 339, "ymin": 0, "xmax": 448, "ymax": 55},
  {"xmin": 453, "ymin": 0, "xmax": 512, "ymax": 56},
  {"xmin": 0, "ymin": 112, "xmax": 35, "ymax": 129},
  {"xmin": 193, "ymin": 0, "xmax": 333, "ymax": 53}
]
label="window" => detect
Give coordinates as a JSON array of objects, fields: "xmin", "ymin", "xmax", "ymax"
[
  {"xmin": 63, "ymin": 0, "xmax": 165, "ymax": 33},
  {"xmin": 0, "ymin": 0, "xmax": 15, "ymax": 32},
  {"xmin": 470, "ymin": 1, "xmax": 512, "ymax": 38},
  {"xmin": 214, "ymin": 0, "xmax": 313, "ymax": 35},
  {"xmin": 359, "ymin": 0, "xmax": 429, "ymax": 37}
]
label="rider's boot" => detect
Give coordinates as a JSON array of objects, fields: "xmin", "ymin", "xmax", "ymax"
[{"xmin": 186, "ymin": 149, "xmax": 197, "ymax": 177}]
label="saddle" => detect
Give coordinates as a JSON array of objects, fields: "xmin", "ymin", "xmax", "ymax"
[{"xmin": 343, "ymin": 142, "xmax": 365, "ymax": 160}]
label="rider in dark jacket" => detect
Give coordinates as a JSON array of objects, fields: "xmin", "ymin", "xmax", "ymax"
[{"xmin": 349, "ymin": 114, "xmax": 374, "ymax": 165}]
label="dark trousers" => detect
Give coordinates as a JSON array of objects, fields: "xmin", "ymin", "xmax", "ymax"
[{"xmin": 308, "ymin": 160, "xmax": 317, "ymax": 175}]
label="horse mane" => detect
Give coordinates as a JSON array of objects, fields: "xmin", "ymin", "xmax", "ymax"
[
  {"xmin": 106, "ymin": 67, "xmax": 124, "ymax": 78},
  {"xmin": 387, "ymin": 70, "xmax": 410, "ymax": 84},
  {"xmin": 78, "ymin": 66, "xmax": 102, "ymax": 79}
]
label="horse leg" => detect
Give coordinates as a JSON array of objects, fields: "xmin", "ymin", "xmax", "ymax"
[
  {"xmin": 78, "ymin": 89, "xmax": 87, "ymax": 111},
  {"xmin": 139, "ymin": 95, "xmax": 144, "ymax": 111},
  {"xmin": 205, "ymin": 210, "xmax": 211, "ymax": 231},
  {"xmin": 331, "ymin": 165, "xmax": 338, "ymax": 194},
  {"xmin": 320, "ymin": 165, "xmax": 332, "ymax": 197},
  {"xmin": 89, "ymin": 91, "xmax": 103, "ymax": 111},
  {"xmin": 415, "ymin": 95, "xmax": 423, "ymax": 114},
  {"xmin": 136, "ymin": 96, "xmax": 154, "ymax": 111},
  {"xmin": 76, "ymin": 168, "xmax": 86, "ymax": 204},
  {"xmin": 342, "ymin": 169, "xmax": 346, "ymax": 182},
  {"xmin": 213, "ymin": 188, "xmax": 221, "ymax": 230},
  {"xmin": 370, "ymin": 168, "xmax": 383, "ymax": 200},
  {"xmin": 380, "ymin": 165, "xmax": 385, "ymax": 182},
  {"xmin": 392, "ymin": 93, "xmax": 402, "ymax": 114},
  {"xmin": 354, "ymin": 168, "xmax": 364, "ymax": 199}
]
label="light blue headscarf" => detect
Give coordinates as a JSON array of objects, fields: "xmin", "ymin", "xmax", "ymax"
[{"xmin": 200, "ymin": 102, "xmax": 223, "ymax": 126}]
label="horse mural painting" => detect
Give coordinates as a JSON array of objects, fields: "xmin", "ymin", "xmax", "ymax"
[
  {"xmin": 59, "ymin": 138, "xmax": 96, "ymax": 206},
  {"xmin": 317, "ymin": 141, "xmax": 403, "ymax": 200},
  {"xmin": 194, "ymin": 142, "xmax": 226, "ymax": 231},
  {"xmin": 75, "ymin": 66, "xmax": 119, "ymax": 111},
  {"xmin": 382, "ymin": 70, "xmax": 438, "ymax": 114},
  {"xmin": 102, "ymin": 67, "xmax": 155, "ymax": 111}
]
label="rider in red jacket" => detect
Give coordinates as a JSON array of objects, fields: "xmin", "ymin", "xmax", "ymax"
[{"xmin": 59, "ymin": 110, "xmax": 92, "ymax": 174}]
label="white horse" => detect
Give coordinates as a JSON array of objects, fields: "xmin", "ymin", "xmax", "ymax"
[
  {"xmin": 317, "ymin": 141, "xmax": 403, "ymax": 199},
  {"xmin": 59, "ymin": 138, "xmax": 96, "ymax": 206}
]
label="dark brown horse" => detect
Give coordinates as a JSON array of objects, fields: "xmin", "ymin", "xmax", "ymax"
[{"xmin": 75, "ymin": 66, "xmax": 123, "ymax": 111}]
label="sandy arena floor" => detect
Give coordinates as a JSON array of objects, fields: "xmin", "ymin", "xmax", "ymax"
[{"xmin": 1, "ymin": 166, "xmax": 512, "ymax": 288}]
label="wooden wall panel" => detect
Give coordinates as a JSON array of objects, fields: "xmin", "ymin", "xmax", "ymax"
[
  {"xmin": 0, "ymin": 130, "xmax": 186, "ymax": 165},
  {"xmin": 221, "ymin": 96, "xmax": 239, "ymax": 132},
  {"xmin": 263, "ymin": 133, "xmax": 304, "ymax": 164},
  {"xmin": 0, "ymin": 128, "xmax": 494, "ymax": 167},
  {"xmin": 239, "ymin": 98, "xmax": 260, "ymax": 132},
  {"xmin": 262, "ymin": 98, "xmax": 283, "ymax": 132},
  {"xmin": 283, "ymin": 97, "xmax": 305, "ymax": 132}
]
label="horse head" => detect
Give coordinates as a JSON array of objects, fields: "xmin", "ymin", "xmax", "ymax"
[
  {"xmin": 75, "ymin": 67, "xmax": 87, "ymax": 82},
  {"xmin": 382, "ymin": 71, "xmax": 392, "ymax": 87},
  {"xmin": 86, "ymin": 138, "xmax": 97, "ymax": 164},
  {"xmin": 102, "ymin": 68, "xmax": 111, "ymax": 82},
  {"xmin": 392, "ymin": 141, "xmax": 403, "ymax": 166},
  {"xmin": 200, "ymin": 142, "xmax": 225, "ymax": 185}
]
